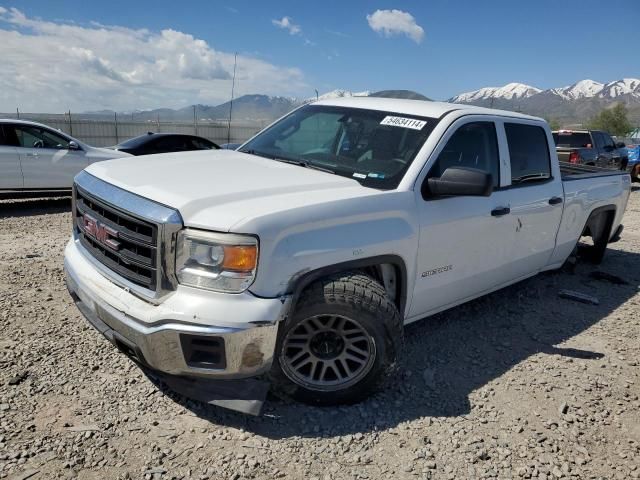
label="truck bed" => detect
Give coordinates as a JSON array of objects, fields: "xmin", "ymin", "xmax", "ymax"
[{"xmin": 560, "ymin": 161, "xmax": 629, "ymax": 181}]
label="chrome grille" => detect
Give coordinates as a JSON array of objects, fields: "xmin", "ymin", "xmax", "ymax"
[
  {"xmin": 75, "ymin": 186, "xmax": 158, "ymax": 290},
  {"xmin": 72, "ymin": 171, "xmax": 183, "ymax": 302}
]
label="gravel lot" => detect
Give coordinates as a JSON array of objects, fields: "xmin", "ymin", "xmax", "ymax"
[{"xmin": 1, "ymin": 189, "xmax": 639, "ymax": 480}]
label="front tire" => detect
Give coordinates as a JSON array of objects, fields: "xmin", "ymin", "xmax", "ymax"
[{"xmin": 270, "ymin": 271, "xmax": 403, "ymax": 405}]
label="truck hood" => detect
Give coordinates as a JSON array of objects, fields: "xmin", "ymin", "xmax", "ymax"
[{"xmin": 85, "ymin": 149, "xmax": 375, "ymax": 232}]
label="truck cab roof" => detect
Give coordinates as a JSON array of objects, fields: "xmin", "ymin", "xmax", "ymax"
[{"xmin": 314, "ymin": 97, "xmax": 544, "ymax": 122}]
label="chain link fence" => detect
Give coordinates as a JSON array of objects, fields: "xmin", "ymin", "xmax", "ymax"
[{"xmin": 2, "ymin": 112, "xmax": 268, "ymax": 147}]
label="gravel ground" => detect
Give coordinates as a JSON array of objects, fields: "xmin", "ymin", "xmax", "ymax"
[{"xmin": 1, "ymin": 190, "xmax": 639, "ymax": 480}]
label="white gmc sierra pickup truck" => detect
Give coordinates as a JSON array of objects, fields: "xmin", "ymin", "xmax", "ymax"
[{"xmin": 64, "ymin": 97, "xmax": 630, "ymax": 414}]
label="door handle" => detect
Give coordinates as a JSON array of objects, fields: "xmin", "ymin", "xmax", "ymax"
[
  {"xmin": 548, "ymin": 197, "xmax": 563, "ymax": 205},
  {"xmin": 491, "ymin": 207, "xmax": 510, "ymax": 217},
  {"xmin": 26, "ymin": 153, "xmax": 39, "ymax": 158}
]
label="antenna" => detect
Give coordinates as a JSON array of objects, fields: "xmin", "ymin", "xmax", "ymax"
[
  {"xmin": 315, "ymin": 89, "xmax": 319, "ymax": 101},
  {"xmin": 227, "ymin": 52, "xmax": 238, "ymax": 145}
]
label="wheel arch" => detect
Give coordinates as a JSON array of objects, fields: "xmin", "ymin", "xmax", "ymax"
[
  {"xmin": 286, "ymin": 255, "xmax": 408, "ymax": 317},
  {"xmin": 583, "ymin": 204, "xmax": 616, "ymax": 240}
]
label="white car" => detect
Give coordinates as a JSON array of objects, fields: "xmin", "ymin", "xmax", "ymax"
[
  {"xmin": 64, "ymin": 98, "xmax": 630, "ymax": 414},
  {"xmin": 0, "ymin": 119, "xmax": 131, "ymax": 197}
]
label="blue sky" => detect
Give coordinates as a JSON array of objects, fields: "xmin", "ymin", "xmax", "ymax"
[{"xmin": 1, "ymin": 0, "xmax": 638, "ymax": 111}]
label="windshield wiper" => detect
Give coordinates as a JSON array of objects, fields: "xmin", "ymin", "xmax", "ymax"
[
  {"xmin": 512, "ymin": 173, "xmax": 551, "ymax": 184},
  {"xmin": 242, "ymin": 149, "xmax": 335, "ymax": 174},
  {"xmin": 280, "ymin": 158, "xmax": 335, "ymax": 174},
  {"xmin": 241, "ymin": 148, "xmax": 271, "ymax": 159}
]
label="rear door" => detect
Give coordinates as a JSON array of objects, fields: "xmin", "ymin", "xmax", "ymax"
[
  {"xmin": 501, "ymin": 121, "xmax": 564, "ymax": 277},
  {"xmin": 13, "ymin": 124, "xmax": 88, "ymax": 188},
  {"xmin": 0, "ymin": 125, "xmax": 22, "ymax": 189}
]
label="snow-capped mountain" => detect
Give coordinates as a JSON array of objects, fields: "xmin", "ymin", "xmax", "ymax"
[
  {"xmin": 448, "ymin": 78, "xmax": 640, "ymax": 125},
  {"xmin": 550, "ymin": 79, "xmax": 605, "ymax": 100},
  {"xmin": 450, "ymin": 83, "xmax": 542, "ymax": 103},
  {"xmin": 450, "ymin": 78, "xmax": 640, "ymax": 104},
  {"xmin": 599, "ymin": 78, "xmax": 640, "ymax": 98},
  {"xmin": 312, "ymin": 89, "xmax": 370, "ymax": 102}
]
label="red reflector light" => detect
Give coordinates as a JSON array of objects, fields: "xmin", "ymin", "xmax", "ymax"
[{"xmin": 569, "ymin": 151, "xmax": 579, "ymax": 164}]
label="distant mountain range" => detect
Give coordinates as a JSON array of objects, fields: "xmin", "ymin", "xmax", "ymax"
[
  {"xmin": 80, "ymin": 89, "xmax": 429, "ymax": 124},
  {"xmin": 448, "ymin": 78, "xmax": 640, "ymax": 125},
  {"xmin": 77, "ymin": 79, "xmax": 640, "ymax": 127}
]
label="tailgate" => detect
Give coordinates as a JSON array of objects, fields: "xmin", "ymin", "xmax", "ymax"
[{"xmin": 556, "ymin": 148, "xmax": 573, "ymax": 162}]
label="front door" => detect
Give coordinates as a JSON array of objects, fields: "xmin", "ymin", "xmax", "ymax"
[
  {"xmin": 409, "ymin": 118, "xmax": 515, "ymax": 319},
  {"xmin": 11, "ymin": 124, "xmax": 88, "ymax": 189},
  {"xmin": 0, "ymin": 125, "xmax": 22, "ymax": 189}
]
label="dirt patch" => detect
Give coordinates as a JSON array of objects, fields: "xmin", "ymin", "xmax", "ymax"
[{"xmin": 1, "ymin": 193, "xmax": 639, "ymax": 479}]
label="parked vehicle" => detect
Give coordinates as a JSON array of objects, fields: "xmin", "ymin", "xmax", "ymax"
[
  {"xmin": 112, "ymin": 132, "xmax": 219, "ymax": 156},
  {"xmin": 64, "ymin": 98, "xmax": 631, "ymax": 414},
  {"xmin": 220, "ymin": 143, "xmax": 241, "ymax": 150},
  {"xmin": 552, "ymin": 129, "xmax": 629, "ymax": 171},
  {"xmin": 614, "ymin": 137, "xmax": 640, "ymax": 182},
  {"xmin": 627, "ymin": 144, "xmax": 640, "ymax": 181},
  {"xmin": 0, "ymin": 119, "xmax": 131, "ymax": 197}
]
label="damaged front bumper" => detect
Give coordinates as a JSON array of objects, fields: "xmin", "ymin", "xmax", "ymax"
[{"xmin": 64, "ymin": 238, "xmax": 289, "ymax": 415}]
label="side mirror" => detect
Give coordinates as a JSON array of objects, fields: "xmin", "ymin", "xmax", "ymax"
[
  {"xmin": 616, "ymin": 142, "xmax": 626, "ymax": 149},
  {"xmin": 423, "ymin": 167, "xmax": 493, "ymax": 199},
  {"xmin": 68, "ymin": 141, "xmax": 81, "ymax": 151}
]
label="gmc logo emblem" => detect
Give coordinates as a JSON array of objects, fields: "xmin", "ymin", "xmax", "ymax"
[{"xmin": 82, "ymin": 213, "xmax": 121, "ymax": 250}]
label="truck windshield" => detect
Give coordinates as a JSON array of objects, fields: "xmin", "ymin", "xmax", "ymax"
[
  {"xmin": 553, "ymin": 132, "xmax": 592, "ymax": 148},
  {"xmin": 240, "ymin": 105, "xmax": 437, "ymax": 189}
]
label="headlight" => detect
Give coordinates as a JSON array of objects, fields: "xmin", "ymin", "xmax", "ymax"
[{"xmin": 176, "ymin": 229, "xmax": 258, "ymax": 293}]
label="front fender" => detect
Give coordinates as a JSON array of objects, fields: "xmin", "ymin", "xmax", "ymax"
[{"xmin": 247, "ymin": 192, "xmax": 419, "ymax": 310}]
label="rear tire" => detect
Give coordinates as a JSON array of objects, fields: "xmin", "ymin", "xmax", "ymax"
[{"xmin": 270, "ymin": 271, "xmax": 403, "ymax": 405}]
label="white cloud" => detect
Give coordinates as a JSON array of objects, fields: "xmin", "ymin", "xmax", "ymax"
[
  {"xmin": 0, "ymin": 8, "xmax": 306, "ymax": 112},
  {"xmin": 366, "ymin": 9, "xmax": 424, "ymax": 44},
  {"xmin": 272, "ymin": 16, "xmax": 301, "ymax": 35}
]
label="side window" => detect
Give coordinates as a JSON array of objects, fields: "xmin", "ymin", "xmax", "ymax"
[
  {"xmin": 505, "ymin": 123, "xmax": 551, "ymax": 184},
  {"xmin": 428, "ymin": 122, "xmax": 500, "ymax": 188},
  {"xmin": 593, "ymin": 132, "xmax": 605, "ymax": 150},
  {"xmin": 15, "ymin": 126, "xmax": 70, "ymax": 149},
  {"xmin": 601, "ymin": 133, "xmax": 615, "ymax": 150},
  {"xmin": 1, "ymin": 126, "xmax": 19, "ymax": 147},
  {"xmin": 190, "ymin": 137, "xmax": 215, "ymax": 149},
  {"xmin": 154, "ymin": 136, "xmax": 187, "ymax": 152}
]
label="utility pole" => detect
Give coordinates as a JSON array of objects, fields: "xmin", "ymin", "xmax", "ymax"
[
  {"xmin": 193, "ymin": 105, "xmax": 198, "ymax": 135},
  {"xmin": 114, "ymin": 112, "xmax": 119, "ymax": 144},
  {"xmin": 68, "ymin": 110, "xmax": 73, "ymax": 136},
  {"xmin": 227, "ymin": 52, "xmax": 238, "ymax": 145}
]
